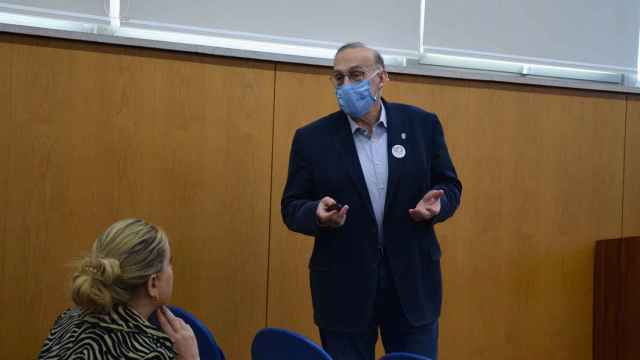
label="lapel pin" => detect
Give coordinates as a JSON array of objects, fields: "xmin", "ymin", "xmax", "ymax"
[
  {"xmin": 392, "ymin": 144, "xmax": 406, "ymax": 159},
  {"xmin": 401, "ymin": 133, "xmax": 406, "ymax": 140}
]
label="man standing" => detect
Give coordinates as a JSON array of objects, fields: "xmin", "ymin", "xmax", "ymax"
[{"xmin": 281, "ymin": 42, "xmax": 462, "ymax": 360}]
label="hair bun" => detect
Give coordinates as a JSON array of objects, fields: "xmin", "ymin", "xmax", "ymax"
[
  {"xmin": 72, "ymin": 257, "xmax": 122, "ymax": 313},
  {"xmin": 80, "ymin": 257, "xmax": 121, "ymax": 285}
]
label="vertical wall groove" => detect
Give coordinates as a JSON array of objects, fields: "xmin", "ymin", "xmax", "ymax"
[{"xmin": 264, "ymin": 63, "xmax": 279, "ymax": 329}]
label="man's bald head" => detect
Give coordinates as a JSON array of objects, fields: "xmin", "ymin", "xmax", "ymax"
[{"xmin": 334, "ymin": 42, "xmax": 385, "ymax": 70}]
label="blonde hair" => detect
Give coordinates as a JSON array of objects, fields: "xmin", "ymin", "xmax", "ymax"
[{"xmin": 71, "ymin": 219, "xmax": 168, "ymax": 314}]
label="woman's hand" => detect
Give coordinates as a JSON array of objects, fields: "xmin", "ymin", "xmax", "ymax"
[{"xmin": 157, "ymin": 306, "xmax": 200, "ymax": 360}]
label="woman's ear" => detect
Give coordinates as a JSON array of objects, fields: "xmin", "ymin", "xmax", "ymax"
[{"xmin": 146, "ymin": 274, "xmax": 160, "ymax": 301}]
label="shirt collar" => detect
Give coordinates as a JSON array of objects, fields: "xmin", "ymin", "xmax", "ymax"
[
  {"xmin": 348, "ymin": 102, "xmax": 387, "ymax": 134},
  {"xmin": 84, "ymin": 304, "xmax": 170, "ymax": 340}
]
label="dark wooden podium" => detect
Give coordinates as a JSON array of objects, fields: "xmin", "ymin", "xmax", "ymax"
[{"xmin": 594, "ymin": 236, "xmax": 640, "ymax": 360}]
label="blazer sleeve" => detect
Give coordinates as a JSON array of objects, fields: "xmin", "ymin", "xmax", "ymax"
[
  {"xmin": 429, "ymin": 114, "xmax": 463, "ymax": 224},
  {"xmin": 281, "ymin": 128, "xmax": 321, "ymax": 236}
]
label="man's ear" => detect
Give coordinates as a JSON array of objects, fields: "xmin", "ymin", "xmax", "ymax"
[
  {"xmin": 379, "ymin": 70, "xmax": 389, "ymax": 89},
  {"xmin": 146, "ymin": 274, "xmax": 159, "ymax": 300}
]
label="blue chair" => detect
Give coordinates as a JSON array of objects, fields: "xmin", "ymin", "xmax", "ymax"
[
  {"xmin": 150, "ymin": 305, "xmax": 225, "ymax": 360},
  {"xmin": 379, "ymin": 353, "xmax": 432, "ymax": 360},
  {"xmin": 251, "ymin": 327, "xmax": 332, "ymax": 360}
]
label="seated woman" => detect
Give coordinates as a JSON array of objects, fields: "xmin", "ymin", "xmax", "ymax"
[{"xmin": 39, "ymin": 219, "xmax": 199, "ymax": 360}]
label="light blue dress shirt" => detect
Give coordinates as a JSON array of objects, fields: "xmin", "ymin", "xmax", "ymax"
[{"xmin": 348, "ymin": 104, "xmax": 389, "ymax": 246}]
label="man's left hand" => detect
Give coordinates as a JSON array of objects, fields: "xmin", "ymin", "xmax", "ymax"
[{"xmin": 409, "ymin": 189, "xmax": 444, "ymax": 222}]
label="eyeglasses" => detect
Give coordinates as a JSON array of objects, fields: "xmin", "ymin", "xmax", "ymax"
[{"xmin": 330, "ymin": 67, "xmax": 380, "ymax": 87}]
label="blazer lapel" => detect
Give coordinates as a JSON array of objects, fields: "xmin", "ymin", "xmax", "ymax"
[
  {"xmin": 333, "ymin": 112, "xmax": 376, "ymax": 221},
  {"xmin": 384, "ymin": 101, "xmax": 406, "ymax": 216}
]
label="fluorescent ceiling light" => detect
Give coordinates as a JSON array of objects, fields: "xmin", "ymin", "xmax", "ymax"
[
  {"xmin": 116, "ymin": 26, "xmax": 338, "ymax": 59},
  {"xmin": 0, "ymin": 11, "xmax": 95, "ymax": 32},
  {"xmin": 419, "ymin": 52, "xmax": 623, "ymax": 84},
  {"xmin": 383, "ymin": 55, "xmax": 406, "ymax": 67},
  {"xmin": 526, "ymin": 64, "xmax": 623, "ymax": 83},
  {"xmin": 117, "ymin": 26, "xmax": 406, "ymax": 65},
  {"xmin": 420, "ymin": 53, "xmax": 523, "ymax": 73}
]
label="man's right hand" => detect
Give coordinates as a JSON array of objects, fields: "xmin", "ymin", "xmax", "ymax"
[{"xmin": 316, "ymin": 197, "xmax": 349, "ymax": 228}]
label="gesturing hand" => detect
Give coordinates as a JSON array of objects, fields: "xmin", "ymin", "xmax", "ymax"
[
  {"xmin": 316, "ymin": 196, "xmax": 349, "ymax": 228},
  {"xmin": 157, "ymin": 306, "xmax": 200, "ymax": 360},
  {"xmin": 409, "ymin": 189, "xmax": 444, "ymax": 222}
]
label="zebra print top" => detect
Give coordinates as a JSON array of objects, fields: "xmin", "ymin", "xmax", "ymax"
[{"xmin": 39, "ymin": 305, "xmax": 176, "ymax": 360}]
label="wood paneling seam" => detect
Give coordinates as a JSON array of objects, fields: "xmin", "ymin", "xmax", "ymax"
[{"xmin": 265, "ymin": 64, "xmax": 278, "ymax": 328}]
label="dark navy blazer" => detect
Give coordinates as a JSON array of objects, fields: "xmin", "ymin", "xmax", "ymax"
[{"xmin": 281, "ymin": 100, "xmax": 462, "ymax": 331}]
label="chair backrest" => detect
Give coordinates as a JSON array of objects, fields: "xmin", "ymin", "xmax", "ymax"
[
  {"xmin": 149, "ymin": 306, "xmax": 225, "ymax": 360},
  {"xmin": 251, "ymin": 327, "xmax": 332, "ymax": 360},
  {"xmin": 379, "ymin": 352, "xmax": 432, "ymax": 360}
]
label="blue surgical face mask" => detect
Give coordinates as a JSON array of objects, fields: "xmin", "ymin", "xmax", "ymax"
[{"xmin": 336, "ymin": 71, "xmax": 380, "ymax": 118}]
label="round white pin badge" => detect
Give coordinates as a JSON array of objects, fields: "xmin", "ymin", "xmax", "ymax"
[{"xmin": 392, "ymin": 144, "xmax": 406, "ymax": 159}]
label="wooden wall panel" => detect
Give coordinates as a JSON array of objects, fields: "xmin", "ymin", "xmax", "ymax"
[
  {"xmin": 0, "ymin": 34, "xmax": 274, "ymax": 360},
  {"xmin": 624, "ymin": 97, "xmax": 640, "ymax": 236},
  {"xmin": 0, "ymin": 33, "xmax": 13, "ymax": 358},
  {"xmin": 384, "ymin": 77, "xmax": 625, "ymax": 360},
  {"xmin": 268, "ymin": 65, "xmax": 337, "ymax": 339},
  {"xmin": 269, "ymin": 64, "xmax": 626, "ymax": 360}
]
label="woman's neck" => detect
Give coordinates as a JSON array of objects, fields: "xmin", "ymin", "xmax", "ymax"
[{"xmin": 127, "ymin": 296, "xmax": 157, "ymax": 320}]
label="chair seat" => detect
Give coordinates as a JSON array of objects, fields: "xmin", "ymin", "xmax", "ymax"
[{"xmin": 251, "ymin": 327, "xmax": 332, "ymax": 360}]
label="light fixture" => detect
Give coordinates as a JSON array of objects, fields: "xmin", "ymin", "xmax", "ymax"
[
  {"xmin": 419, "ymin": 52, "xmax": 623, "ymax": 84},
  {"xmin": 419, "ymin": 53, "xmax": 523, "ymax": 74}
]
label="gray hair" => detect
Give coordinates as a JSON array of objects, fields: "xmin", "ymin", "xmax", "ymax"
[{"xmin": 335, "ymin": 42, "xmax": 385, "ymax": 70}]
